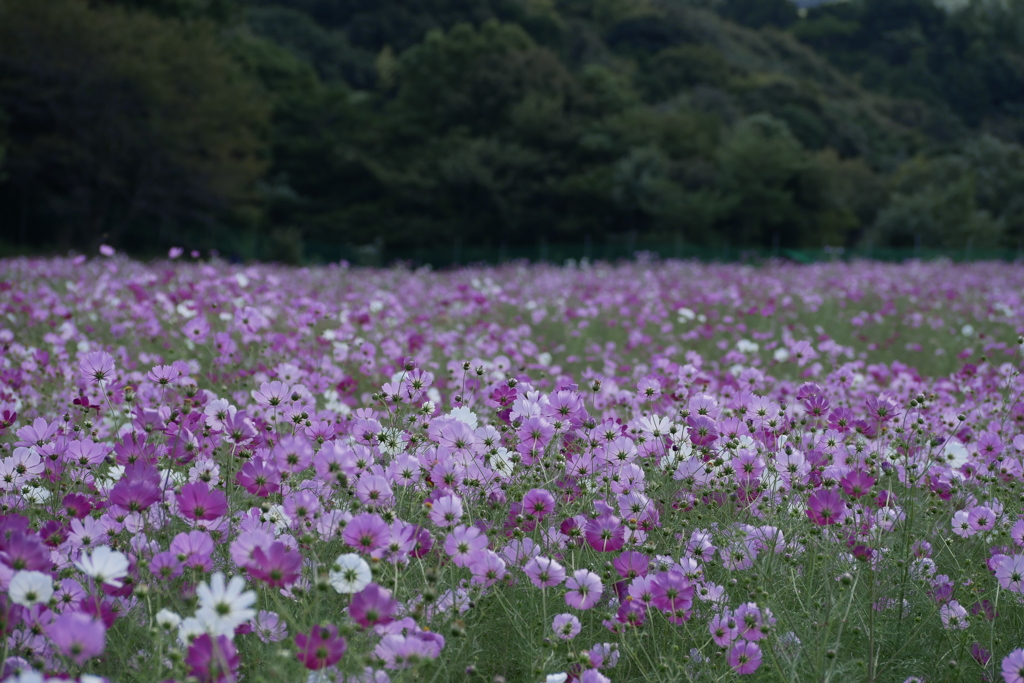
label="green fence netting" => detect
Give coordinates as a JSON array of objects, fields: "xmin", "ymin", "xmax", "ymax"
[{"xmin": 299, "ymin": 241, "xmax": 1024, "ymax": 268}]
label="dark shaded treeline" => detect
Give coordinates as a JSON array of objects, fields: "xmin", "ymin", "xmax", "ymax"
[{"xmin": 1, "ymin": 0, "xmax": 1023, "ymax": 260}]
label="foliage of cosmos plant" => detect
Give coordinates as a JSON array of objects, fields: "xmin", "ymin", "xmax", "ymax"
[{"xmin": 1, "ymin": 249, "xmax": 1024, "ymax": 682}]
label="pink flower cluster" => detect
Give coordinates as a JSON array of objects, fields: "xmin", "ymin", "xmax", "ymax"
[{"xmin": 0, "ymin": 254, "xmax": 1022, "ymax": 681}]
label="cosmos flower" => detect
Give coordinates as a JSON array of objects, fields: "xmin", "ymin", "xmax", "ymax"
[
  {"xmin": 806, "ymin": 488, "xmax": 846, "ymax": 526},
  {"xmin": 524, "ymin": 557, "xmax": 566, "ymax": 589},
  {"xmin": 564, "ymin": 569, "xmax": 603, "ymax": 610},
  {"xmin": 74, "ymin": 546, "xmax": 130, "ymax": 588},
  {"xmin": 46, "ymin": 613, "xmax": 105, "ymax": 665},
  {"xmin": 349, "ymin": 583, "xmax": 398, "ymax": 628},
  {"xmin": 729, "ymin": 641, "xmax": 762, "ymax": 675},
  {"xmin": 330, "ymin": 554, "xmax": 372, "ymax": 594},
  {"xmin": 295, "ymin": 624, "xmax": 346, "ymax": 670},
  {"xmin": 195, "ymin": 573, "xmax": 257, "ymax": 637},
  {"xmin": 8, "ymin": 571, "xmax": 54, "ymax": 607},
  {"xmin": 552, "ymin": 614, "xmax": 581, "ymax": 640}
]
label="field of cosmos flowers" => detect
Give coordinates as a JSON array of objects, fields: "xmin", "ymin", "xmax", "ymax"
[{"xmin": 2, "ymin": 251, "xmax": 1024, "ymax": 683}]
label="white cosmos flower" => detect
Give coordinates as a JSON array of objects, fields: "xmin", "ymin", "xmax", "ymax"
[
  {"xmin": 177, "ymin": 616, "xmax": 205, "ymax": 644},
  {"xmin": 449, "ymin": 406, "xmax": 479, "ymax": 429},
  {"xmin": 544, "ymin": 675, "xmax": 568, "ymax": 683},
  {"xmin": 9, "ymin": 570, "xmax": 54, "ymax": 607},
  {"xmin": 195, "ymin": 573, "xmax": 256, "ymax": 638},
  {"xmin": 490, "ymin": 447, "xmax": 514, "ymax": 477},
  {"xmin": 329, "ymin": 553, "xmax": 372, "ymax": 594},
  {"xmin": 74, "ymin": 546, "xmax": 130, "ymax": 587},
  {"xmin": 155, "ymin": 608, "xmax": 183, "ymax": 630}
]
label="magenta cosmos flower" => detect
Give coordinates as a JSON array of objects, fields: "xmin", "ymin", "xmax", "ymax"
[
  {"xmin": 806, "ymin": 488, "xmax": 846, "ymax": 526},
  {"xmin": 564, "ymin": 569, "xmax": 603, "ymax": 610},
  {"xmin": 247, "ymin": 542, "xmax": 302, "ymax": 588},
  {"xmin": 47, "ymin": 613, "xmax": 106, "ymax": 664},
  {"xmin": 729, "ymin": 641, "xmax": 762, "ymax": 675},
  {"xmin": 295, "ymin": 624, "xmax": 347, "ymax": 670},
  {"xmin": 177, "ymin": 481, "xmax": 228, "ymax": 521},
  {"xmin": 349, "ymin": 583, "xmax": 398, "ymax": 628},
  {"xmin": 236, "ymin": 457, "xmax": 280, "ymax": 497},
  {"xmin": 524, "ymin": 556, "xmax": 566, "ymax": 588},
  {"xmin": 186, "ymin": 634, "xmax": 239, "ymax": 683},
  {"xmin": 584, "ymin": 515, "xmax": 625, "ymax": 553},
  {"xmin": 342, "ymin": 513, "xmax": 390, "ymax": 554}
]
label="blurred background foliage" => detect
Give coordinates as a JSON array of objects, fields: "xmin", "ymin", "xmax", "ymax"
[{"xmin": 1, "ymin": 0, "xmax": 1024, "ymax": 261}]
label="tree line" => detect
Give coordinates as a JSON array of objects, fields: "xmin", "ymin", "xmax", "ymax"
[{"xmin": 1, "ymin": 0, "xmax": 1023, "ymax": 260}]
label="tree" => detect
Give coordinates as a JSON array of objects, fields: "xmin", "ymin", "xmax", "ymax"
[
  {"xmin": 0, "ymin": 0, "xmax": 269, "ymax": 251},
  {"xmin": 713, "ymin": 114, "xmax": 824, "ymax": 247},
  {"xmin": 718, "ymin": 0, "xmax": 798, "ymax": 30}
]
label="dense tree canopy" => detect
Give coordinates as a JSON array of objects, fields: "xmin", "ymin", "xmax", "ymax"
[{"xmin": 1, "ymin": 0, "xmax": 1023, "ymax": 258}]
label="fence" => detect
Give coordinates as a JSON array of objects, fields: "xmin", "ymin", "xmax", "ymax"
[{"xmin": 300, "ymin": 240, "xmax": 1024, "ymax": 268}]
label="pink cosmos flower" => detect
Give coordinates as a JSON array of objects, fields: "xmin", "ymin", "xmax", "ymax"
[
  {"xmin": 1011, "ymin": 519, "xmax": 1024, "ymax": 547},
  {"xmin": 522, "ymin": 488, "xmax": 557, "ymax": 519},
  {"xmin": 273, "ymin": 434, "xmax": 314, "ymax": 474},
  {"xmin": 343, "ymin": 513, "xmax": 390, "ymax": 554},
  {"xmin": 46, "ymin": 613, "xmax": 105, "ymax": 665},
  {"xmin": 564, "ymin": 569, "xmax": 603, "ymax": 610},
  {"xmin": 469, "ymin": 550, "xmax": 506, "ymax": 587},
  {"xmin": 247, "ymin": 542, "xmax": 302, "ymax": 588},
  {"xmin": 349, "ymin": 583, "xmax": 398, "ymax": 628},
  {"xmin": 650, "ymin": 570, "xmax": 694, "ymax": 622},
  {"xmin": 254, "ymin": 610, "xmax": 288, "ymax": 643},
  {"xmin": 356, "ymin": 474, "xmax": 395, "ymax": 508},
  {"xmin": 109, "ymin": 462, "xmax": 161, "ymax": 512},
  {"xmin": 444, "ymin": 525, "xmax": 488, "ymax": 568},
  {"xmin": 524, "ymin": 556, "xmax": 566, "ymax": 588},
  {"xmin": 806, "ymin": 488, "xmax": 846, "ymax": 526},
  {"xmin": 552, "ymin": 613, "xmax": 581, "ymax": 640},
  {"xmin": 952, "ymin": 510, "xmax": 975, "ymax": 537},
  {"xmin": 177, "ymin": 481, "xmax": 229, "ymax": 521},
  {"xmin": 147, "ymin": 364, "xmax": 180, "ymax": 387},
  {"xmin": 252, "ymin": 380, "xmax": 291, "ymax": 408},
  {"xmin": 295, "ymin": 624, "xmax": 346, "ymax": 670},
  {"xmin": 735, "ymin": 602, "xmax": 769, "ymax": 641},
  {"xmin": 79, "ymin": 351, "xmax": 116, "ymax": 385},
  {"xmin": 236, "ymin": 457, "xmax": 280, "ymax": 497},
  {"xmin": 967, "ymin": 506, "xmax": 997, "ymax": 532},
  {"xmin": 428, "ymin": 494, "xmax": 464, "ymax": 528},
  {"xmin": 709, "ymin": 610, "xmax": 738, "ymax": 647},
  {"xmin": 1004, "ymin": 649, "xmax": 1024, "ymax": 683},
  {"xmin": 939, "ymin": 600, "xmax": 968, "ymax": 629},
  {"xmin": 995, "ymin": 554, "xmax": 1024, "ymax": 593},
  {"xmin": 581, "ymin": 670, "xmax": 611, "ymax": 683},
  {"xmin": 729, "ymin": 640, "xmax": 762, "ymax": 675},
  {"xmin": 840, "ymin": 470, "xmax": 875, "ymax": 498},
  {"xmin": 283, "ymin": 490, "xmax": 321, "ymax": 529},
  {"xmin": 584, "ymin": 515, "xmax": 625, "ymax": 553},
  {"xmin": 613, "ymin": 551, "xmax": 649, "ymax": 579},
  {"xmin": 686, "ymin": 415, "xmax": 719, "ymax": 447}
]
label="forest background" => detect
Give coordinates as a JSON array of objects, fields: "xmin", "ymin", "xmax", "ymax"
[{"xmin": 1, "ymin": 0, "xmax": 1023, "ymax": 263}]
